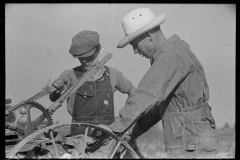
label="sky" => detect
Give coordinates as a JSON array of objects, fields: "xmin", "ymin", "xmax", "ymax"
[{"xmin": 5, "ymin": 4, "xmax": 235, "ymax": 128}]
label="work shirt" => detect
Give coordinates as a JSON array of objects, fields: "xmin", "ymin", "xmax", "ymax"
[
  {"xmin": 110, "ymin": 34, "xmax": 207, "ymax": 131},
  {"xmin": 50, "ymin": 66, "xmax": 135, "ymax": 116},
  {"xmin": 110, "ymin": 34, "xmax": 219, "ymax": 157}
]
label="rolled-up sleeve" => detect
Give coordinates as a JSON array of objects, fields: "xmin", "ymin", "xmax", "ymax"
[
  {"xmin": 49, "ymin": 69, "xmax": 77, "ymax": 116},
  {"xmin": 110, "ymin": 51, "xmax": 188, "ymax": 132},
  {"xmin": 56, "ymin": 70, "xmax": 73, "ymax": 88},
  {"xmin": 49, "ymin": 70, "xmax": 73, "ymax": 102}
]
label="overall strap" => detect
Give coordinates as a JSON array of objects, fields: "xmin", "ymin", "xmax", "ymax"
[
  {"xmin": 104, "ymin": 66, "xmax": 110, "ymax": 75},
  {"xmin": 103, "ymin": 66, "xmax": 111, "ymax": 81},
  {"xmin": 73, "ymin": 66, "xmax": 109, "ymax": 79},
  {"xmin": 72, "ymin": 66, "xmax": 84, "ymax": 79}
]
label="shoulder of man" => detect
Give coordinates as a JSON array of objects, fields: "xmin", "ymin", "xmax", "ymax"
[
  {"xmin": 59, "ymin": 68, "xmax": 78, "ymax": 84},
  {"xmin": 72, "ymin": 66, "xmax": 84, "ymax": 72},
  {"xmin": 104, "ymin": 65, "xmax": 122, "ymax": 78},
  {"xmin": 160, "ymin": 39, "xmax": 195, "ymax": 74},
  {"xmin": 104, "ymin": 65, "xmax": 110, "ymax": 75},
  {"xmin": 61, "ymin": 68, "xmax": 76, "ymax": 77},
  {"xmin": 104, "ymin": 65, "xmax": 134, "ymax": 93}
]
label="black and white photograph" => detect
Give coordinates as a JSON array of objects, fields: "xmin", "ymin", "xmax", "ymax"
[{"xmin": 5, "ymin": 3, "xmax": 235, "ymax": 158}]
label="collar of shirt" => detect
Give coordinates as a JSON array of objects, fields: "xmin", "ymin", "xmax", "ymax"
[
  {"xmin": 151, "ymin": 34, "xmax": 180, "ymax": 65},
  {"xmin": 89, "ymin": 66, "xmax": 110, "ymax": 81}
]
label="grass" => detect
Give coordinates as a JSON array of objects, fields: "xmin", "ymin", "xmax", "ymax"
[
  {"xmin": 6, "ymin": 120, "xmax": 234, "ymax": 158},
  {"xmin": 136, "ymin": 124, "xmax": 235, "ymax": 158}
]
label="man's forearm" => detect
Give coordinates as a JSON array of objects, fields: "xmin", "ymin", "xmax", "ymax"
[
  {"xmin": 127, "ymin": 85, "xmax": 136, "ymax": 96},
  {"xmin": 110, "ymin": 90, "xmax": 159, "ymax": 132}
]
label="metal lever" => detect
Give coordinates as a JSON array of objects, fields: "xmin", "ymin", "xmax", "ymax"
[{"xmin": 43, "ymin": 73, "xmax": 54, "ymax": 91}]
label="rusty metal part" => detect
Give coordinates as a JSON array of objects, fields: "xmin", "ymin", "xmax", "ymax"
[
  {"xmin": 5, "ymin": 101, "xmax": 53, "ymax": 137},
  {"xmin": 6, "ymin": 122, "xmax": 139, "ymax": 159},
  {"xmin": 27, "ymin": 101, "xmax": 53, "ymax": 129},
  {"xmin": 5, "ymin": 102, "xmax": 53, "ymax": 157}
]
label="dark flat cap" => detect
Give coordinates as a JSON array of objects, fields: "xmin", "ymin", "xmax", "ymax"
[{"xmin": 69, "ymin": 30, "xmax": 99, "ymax": 58}]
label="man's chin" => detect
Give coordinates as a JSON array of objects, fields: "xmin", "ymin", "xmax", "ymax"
[{"xmin": 144, "ymin": 55, "xmax": 150, "ymax": 59}]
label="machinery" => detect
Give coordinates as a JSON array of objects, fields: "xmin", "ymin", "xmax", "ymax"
[{"xmin": 5, "ymin": 53, "xmax": 143, "ymax": 159}]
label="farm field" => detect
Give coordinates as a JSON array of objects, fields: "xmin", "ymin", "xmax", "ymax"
[
  {"xmin": 6, "ymin": 122, "xmax": 234, "ymax": 158},
  {"xmin": 136, "ymin": 124, "xmax": 235, "ymax": 158}
]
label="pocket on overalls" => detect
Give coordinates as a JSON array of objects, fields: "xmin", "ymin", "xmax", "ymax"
[
  {"xmin": 185, "ymin": 105, "xmax": 219, "ymax": 152},
  {"xmin": 163, "ymin": 113, "xmax": 186, "ymax": 158},
  {"xmin": 75, "ymin": 86, "xmax": 95, "ymax": 116},
  {"xmin": 98, "ymin": 89, "xmax": 113, "ymax": 113},
  {"xmin": 170, "ymin": 114, "xmax": 185, "ymax": 138}
]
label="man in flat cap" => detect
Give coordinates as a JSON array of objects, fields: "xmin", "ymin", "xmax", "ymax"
[
  {"xmin": 104, "ymin": 8, "xmax": 219, "ymax": 158},
  {"xmin": 49, "ymin": 30, "xmax": 140, "ymax": 158}
]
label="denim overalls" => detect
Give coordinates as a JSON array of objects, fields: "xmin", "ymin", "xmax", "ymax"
[
  {"xmin": 162, "ymin": 42, "xmax": 219, "ymax": 158},
  {"xmin": 70, "ymin": 66, "xmax": 114, "ymax": 134}
]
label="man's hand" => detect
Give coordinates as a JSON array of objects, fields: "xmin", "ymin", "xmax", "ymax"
[
  {"xmin": 52, "ymin": 78, "xmax": 67, "ymax": 92},
  {"xmin": 122, "ymin": 131, "xmax": 131, "ymax": 143}
]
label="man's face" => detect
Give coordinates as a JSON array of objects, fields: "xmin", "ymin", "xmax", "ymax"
[
  {"xmin": 130, "ymin": 33, "xmax": 154, "ymax": 59},
  {"xmin": 78, "ymin": 52, "xmax": 98, "ymax": 71}
]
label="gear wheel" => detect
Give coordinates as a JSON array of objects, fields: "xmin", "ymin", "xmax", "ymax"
[
  {"xmin": 6, "ymin": 101, "xmax": 53, "ymax": 135},
  {"xmin": 22, "ymin": 101, "xmax": 53, "ymax": 129},
  {"xmin": 6, "ymin": 101, "xmax": 53, "ymax": 136},
  {"xmin": 13, "ymin": 101, "xmax": 54, "ymax": 136},
  {"xmin": 5, "ymin": 101, "xmax": 53, "ymax": 157}
]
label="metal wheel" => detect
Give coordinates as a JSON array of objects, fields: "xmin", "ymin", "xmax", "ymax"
[
  {"xmin": 6, "ymin": 122, "xmax": 140, "ymax": 159},
  {"xmin": 12, "ymin": 101, "xmax": 53, "ymax": 135},
  {"xmin": 5, "ymin": 101, "xmax": 53, "ymax": 157},
  {"xmin": 23, "ymin": 101, "xmax": 53, "ymax": 130}
]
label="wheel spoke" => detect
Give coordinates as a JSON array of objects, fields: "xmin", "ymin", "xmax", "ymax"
[
  {"xmin": 50, "ymin": 130, "xmax": 59, "ymax": 158},
  {"xmin": 26, "ymin": 108, "xmax": 33, "ymax": 135},
  {"xmin": 81, "ymin": 126, "xmax": 89, "ymax": 158},
  {"xmin": 110, "ymin": 140, "xmax": 122, "ymax": 158}
]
